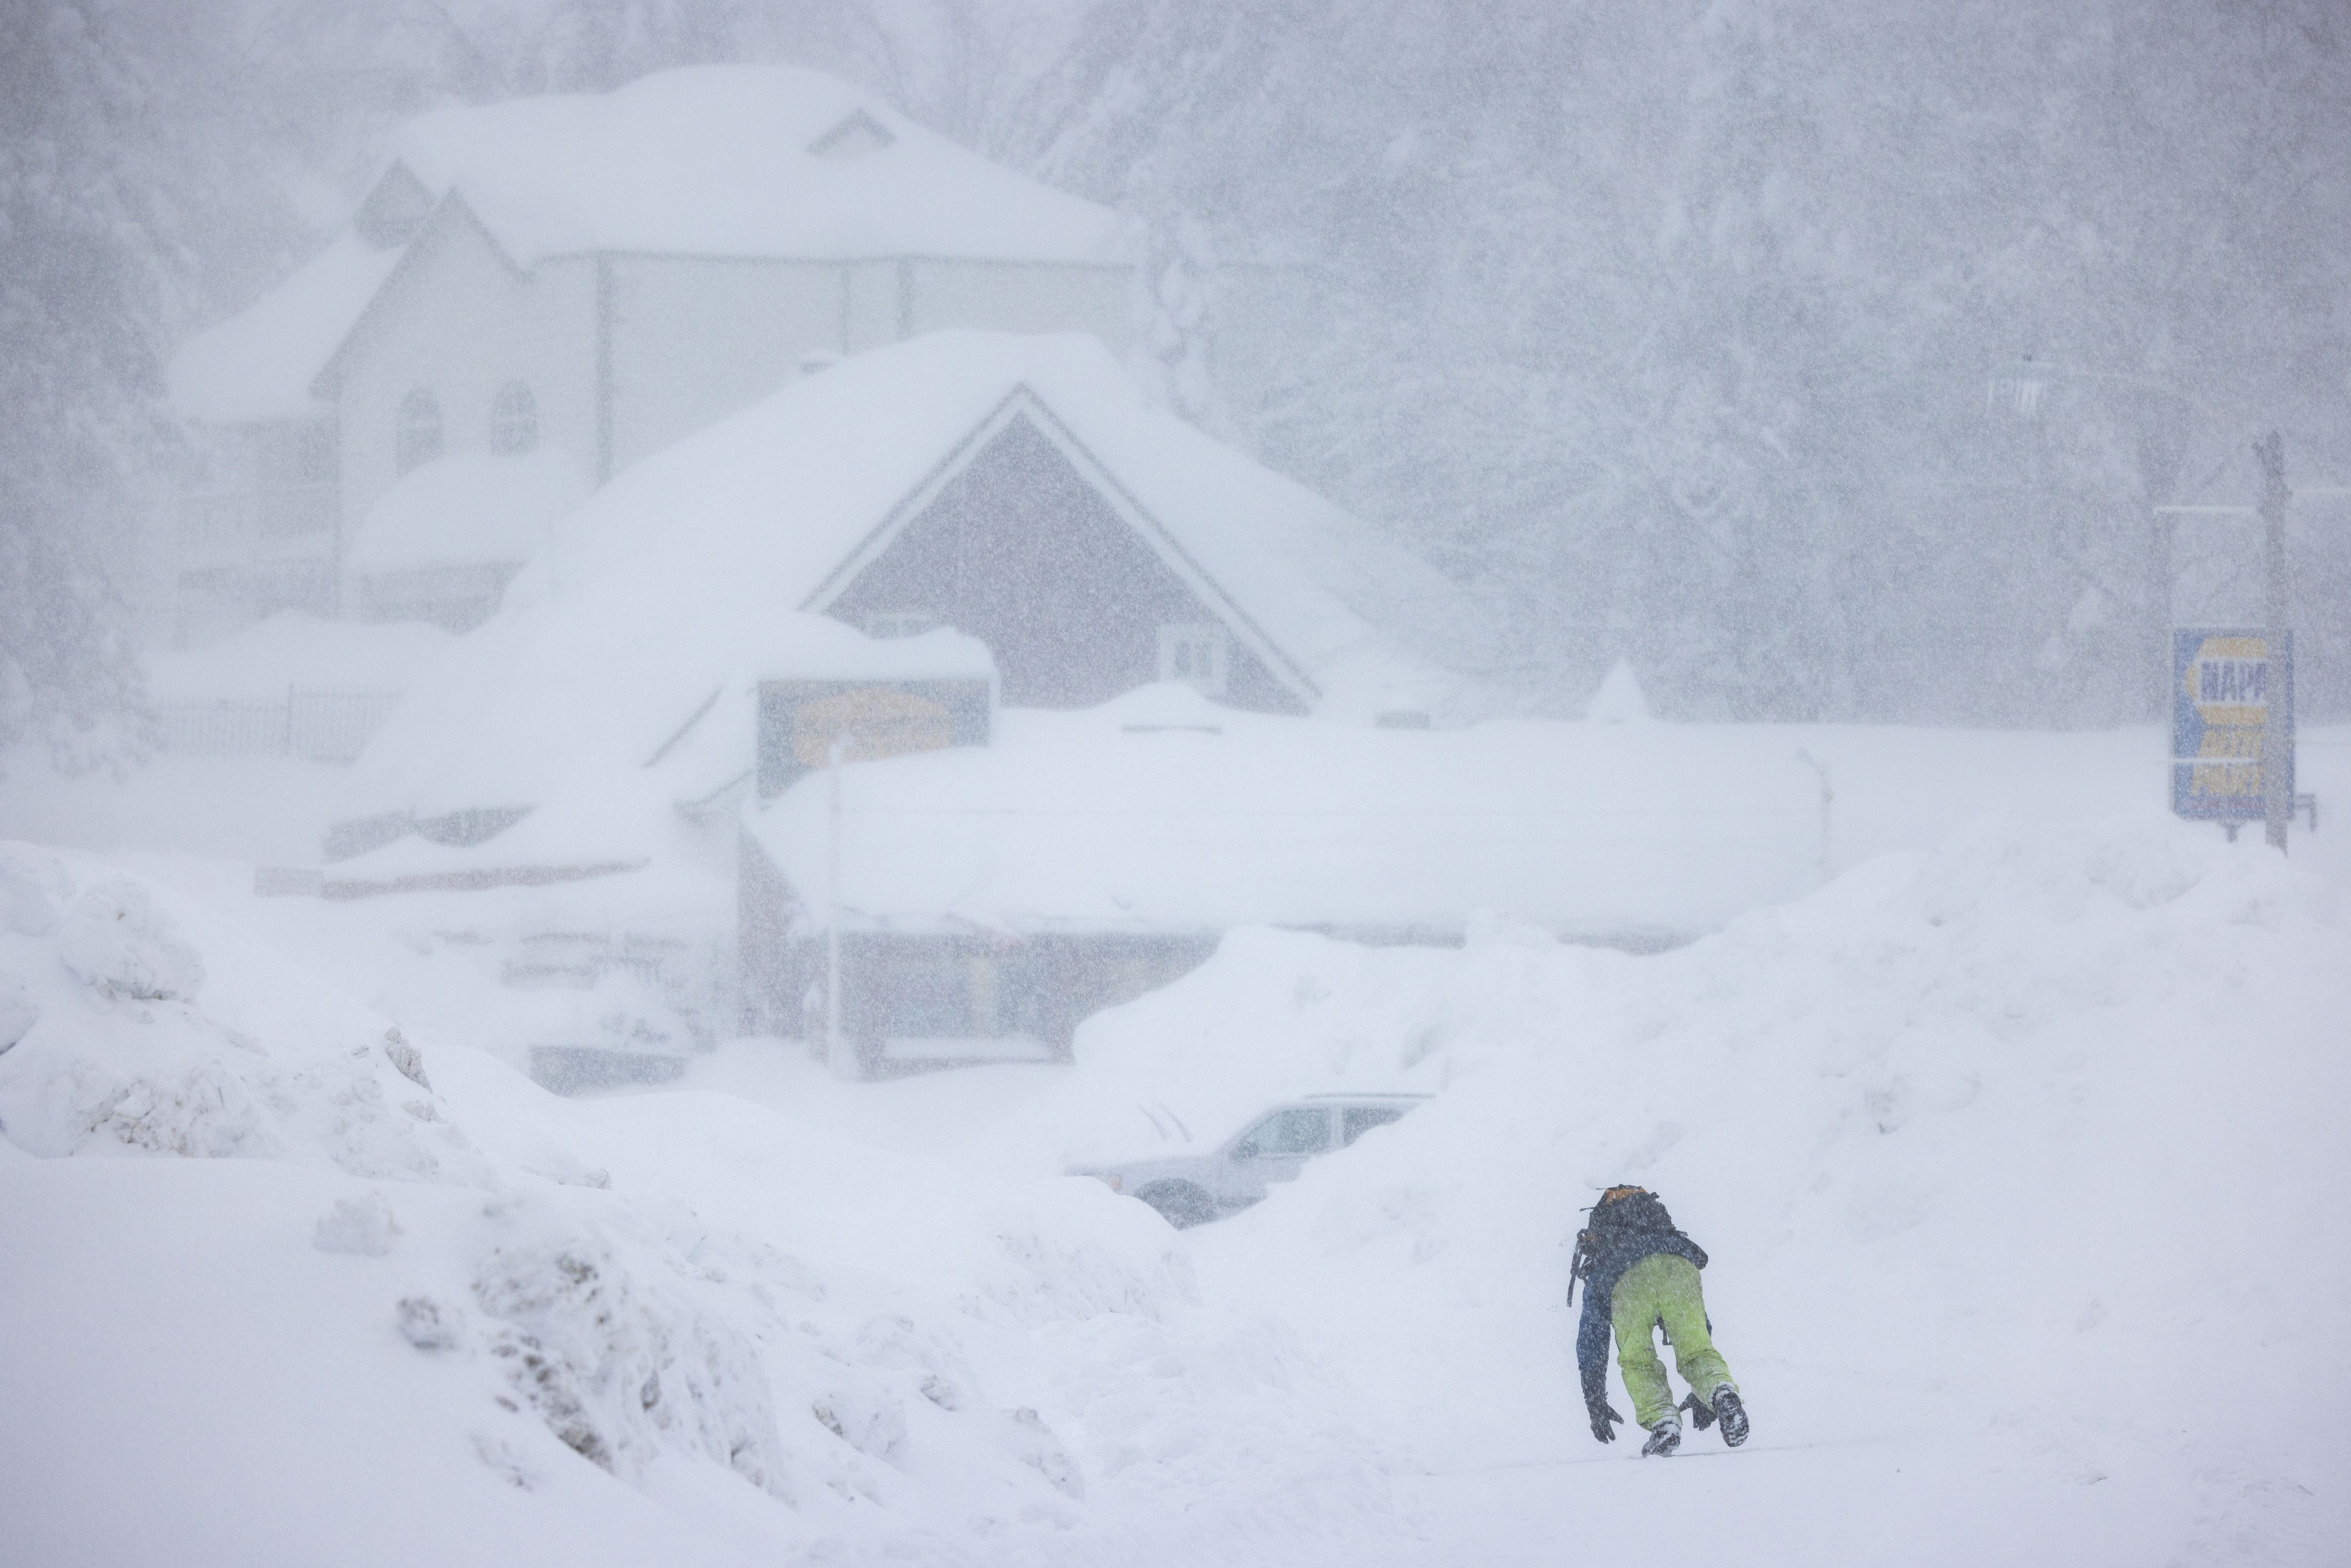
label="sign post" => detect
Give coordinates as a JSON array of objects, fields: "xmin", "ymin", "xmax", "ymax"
[
  {"xmin": 2172, "ymin": 629, "xmax": 2293, "ymax": 837},
  {"xmin": 2253, "ymin": 433, "xmax": 2293, "ymax": 851}
]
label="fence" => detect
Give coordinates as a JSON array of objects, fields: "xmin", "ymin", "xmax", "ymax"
[{"xmin": 157, "ymin": 688, "xmax": 404, "ymax": 764}]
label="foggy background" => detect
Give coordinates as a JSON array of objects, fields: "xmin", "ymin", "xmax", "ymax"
[{"xmin": 7, "ymin": 0, "xmax": 2348, "ymax": 761}]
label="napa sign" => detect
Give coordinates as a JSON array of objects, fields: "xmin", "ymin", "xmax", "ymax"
[{"xmin": 2172, "ymin": 629, "xmax": 2294, "ymax": 821}]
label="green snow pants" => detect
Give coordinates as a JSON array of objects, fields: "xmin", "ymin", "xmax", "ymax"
[{"xmin": 1611, "ymin": 1253, "xmax": 1736, "ymax": 1429}]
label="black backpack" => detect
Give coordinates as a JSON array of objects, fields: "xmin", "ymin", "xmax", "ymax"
[{"xmin": 1566, "ymin": 1185, "xmax": 1690, "ymax": 1306}]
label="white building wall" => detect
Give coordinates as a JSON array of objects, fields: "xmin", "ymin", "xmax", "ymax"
[
  {"xmin": 841, "ymin": 259, "xmax": 901, "ymax": 353},
  {"xmin": 907, "ymin": 260, "xmax": 1133, "ymax": 356},
  {"xmin": 332, "ymin": 204, "xmax": 595, "ymax": 579},
  {"xmin": 608, "ymin": 256, "xmax": 849, "ymax": 473},
  {"xmin": 526, "ymin": 255, "xmax": 600, "ymax": 486}
]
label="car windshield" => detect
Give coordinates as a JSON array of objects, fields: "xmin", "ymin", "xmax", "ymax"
[
  {"xmin": 1341, "ymin": 1105, "xmax": 1406, "ymax": 1145},
  {"xmin": 1241, "ymin": 1106, "xmax": 1330, "ymax": 1157}
]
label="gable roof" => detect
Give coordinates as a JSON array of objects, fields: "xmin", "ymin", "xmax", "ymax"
[
  {"xmin": 381, "ymin": 65, "xmax": 1120, "ymax": 268},
  {"xmin": 169, "ymin": 65, "xmax": 1122, "ymax": 423},
  {"xmin": 797, "ymin": 384, "xmax": 1325, "ymax": 708},
  {"xmin": 341, "ymin": 331, "xmax": 1477, "ymax": 827},
  {"xmin": 169, "ymin": 233, "xmax": 403, "ymax": 422}
]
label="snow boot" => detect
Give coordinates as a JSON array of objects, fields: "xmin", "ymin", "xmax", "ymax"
[
  {"xmin": 1710, "ymin": 1384, "xmax": 1749, "ymax": 1448},
  {"xmin": 1641, "ymin": 1417, "xmax": 1681, "ymax": 1457}
]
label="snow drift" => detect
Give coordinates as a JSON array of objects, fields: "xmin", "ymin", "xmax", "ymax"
[
  {"xmin": 1045, "ymin": 811, "xmax": 2349, "ymax": 1565},
  {"xmin": 0, "ymin": 844, "xmax": 1392, "ymax": 1567}
]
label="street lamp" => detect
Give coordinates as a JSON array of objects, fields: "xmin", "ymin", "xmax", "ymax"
[{"xmin": 1986, "ymin": 358, "xmax": 2338, "ymax": 853}]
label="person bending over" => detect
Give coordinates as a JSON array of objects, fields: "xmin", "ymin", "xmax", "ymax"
[{"xmin": 1569, "ymin": 1185, "xmax": 1748, "ymax": 1457}]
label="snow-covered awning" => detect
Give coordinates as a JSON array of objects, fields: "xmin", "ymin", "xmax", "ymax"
[{"xmin": 745, "ymin": 686, "xmax": 1827, "ymax": 944}]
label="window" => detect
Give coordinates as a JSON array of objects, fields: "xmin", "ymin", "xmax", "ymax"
[
  {"xmin": 1158, "ymin": 622, "xmax": 1230, "ymax": 696},
  {"xmin": 395, "ymin": 389, "xmax": 442, "ymax": 475},
  {"xmin": 1341, "ymin": 1106, "xmax": 1405, "ymax": 1146},
  {"xmin": 489, "ymin": 382, "xmax": 538, "ymax": 455},
  {"xmin": 1240, "ymin": 1106, "xmax": 1331, "ymax": 1158},
  {"xmin": 865, "ymin": 610, "xmax": 938, "ymax": 639}
]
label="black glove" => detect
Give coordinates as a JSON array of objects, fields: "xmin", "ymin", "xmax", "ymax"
[
  {"xmin": 1588, "ymin": 1402, "xmax": 1624, "ymax": 1443},
  {"xmin": 1679, "ymin": 1391, "xmax": 1716, "ymax": 1431}
]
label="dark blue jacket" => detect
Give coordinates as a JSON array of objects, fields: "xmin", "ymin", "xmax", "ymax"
[{"xmin": 1573, "ymin": 1227, "xmax": 1707, "ymax": 1414}]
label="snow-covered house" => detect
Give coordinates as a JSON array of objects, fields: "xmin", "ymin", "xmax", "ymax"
[
  {"xmin": 315, "ymin": 328, "xmax": 1500, "ymax": 1068},
  {"xmin": 326, "ymin": 329, "xmax": 1475, "ymax": 869},
  {"xmin": 167, "ymin": 65, "xmax": 1132, "ymax": 645}
]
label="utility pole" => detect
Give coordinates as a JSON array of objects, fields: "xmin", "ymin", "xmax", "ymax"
[
  {"xmin": 826, "ymin": 733, "xmax": 848, "ymax": 1074},
  {"xmin": 2253, "ymin": 431, "xmax": 2291, "ymax": 852}
]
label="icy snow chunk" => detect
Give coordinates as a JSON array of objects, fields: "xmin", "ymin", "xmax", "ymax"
[
  {"xmin": 811, "ymin": 1382, "xmax": 905, "ymax": 1460},
  {"xmin": 382, "ymin": 1029, "xmax": 432, "ymax": 1089},
  {"xmin": 472, "ymin": 1231, "xmax": 789, "ymax": 1495},
  {"xmin": 56, "ymin": 878, "xmax": 205, "ymax": 1001},
  {"xmin": 396, "ymin": 1295, "xmax": 463, "ymax": 1350},
  {"xmin": 316, "ymin": 1193, "xmax": 402, "ymax": 1255},
  {"xmin": 1010, "ymin": 1407, "xmax": 1085, "ymax": 1500}
]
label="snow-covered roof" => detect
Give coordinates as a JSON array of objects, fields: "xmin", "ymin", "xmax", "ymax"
[
  {"xmin": 336, "ymin": 608, "xmax": 995, "ymax": 875},
  {"xmin": 339, "ymin": 330, "xmax": 1473, "ymax": 843},
  {"xmin": 168, "ymin": 234, "xmax": 402, "ymax": 422},
  {"xmin": 168, "ymin": 65, "xmax": 1123, "ymax": 425},
  {"xmin": 347, "ymin": 449, "xmax": 592, "ymax": 575},
  {"xmin": 744, "ymin": 686, "xmax": 1825, "ymax": 942},
  {"xmin": 382, "ymin": 65, "xmax": 1120, "ymax": 268}
]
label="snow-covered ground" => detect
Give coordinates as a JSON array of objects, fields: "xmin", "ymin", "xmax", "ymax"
[{"xmin": 2, "ymin": 725, "xmax": 2347, "ymax": 1564}]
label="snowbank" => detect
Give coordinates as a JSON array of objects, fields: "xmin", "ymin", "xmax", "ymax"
[
  {"xmin": 1037, "ymin": 811, "xmax": 2349, "ymax": 1563},
  {"xmin": 0, "ymin": 845, "xmax": 1396, "ymax": 1566}
]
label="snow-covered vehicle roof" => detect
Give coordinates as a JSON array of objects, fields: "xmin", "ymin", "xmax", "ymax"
[{"xmin": 169, "ymin": 64, "xmax": 1124, "ymax": 423}]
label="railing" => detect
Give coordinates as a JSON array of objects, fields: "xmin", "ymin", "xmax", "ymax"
[
  {"xmin": 177, "ymin": 483, "xmax": 338, "ymax": 554},
  {"xmin": 156, "ymin": 688, "xmax": 403, "ymax": 764}
]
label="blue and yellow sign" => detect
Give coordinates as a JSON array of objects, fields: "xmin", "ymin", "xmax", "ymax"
[{"xmin": 2171, "ymin": 629, "xmax": 2293, "ymax": 821}]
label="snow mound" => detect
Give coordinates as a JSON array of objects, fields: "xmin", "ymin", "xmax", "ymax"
[
  {"xmin": 55, "ymin": 877, "xmax": 205, "ymax": 1001},
  {"xmin": 0, "ymin": 846, "xmax": 485, "ymax": 1176},
  {"xmin": 0, "ymin": 844, "xmax": 1393, "ymax": 1564},
  {"xmin": 1067, "ymin": 811, "xmax": 2348, "ymax": 1563}
]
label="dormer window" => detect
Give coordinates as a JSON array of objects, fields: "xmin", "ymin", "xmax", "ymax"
[
  {"xmin": 395, "ymin": 388, "xmax": 442, "ymax": 475},
  {"xmin": 1158, "ymin": 623, "xmax": 1229, "ymax": 697},
  {"xmin": 808, "ymin": 109, "xmax": 896, "ymax": 161},
  {"xmin": 489, "ymin": 382, "xmax": 538, "ymax": 455}
]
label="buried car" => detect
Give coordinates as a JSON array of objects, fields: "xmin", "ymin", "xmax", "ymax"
[{"xmin": 1069, "ymin": 1093, "xmax": 1429, "ymax": 1228}]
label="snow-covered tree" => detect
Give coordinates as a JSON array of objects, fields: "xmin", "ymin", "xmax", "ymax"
[{"xmin": 0, "ymin": 0, "xmax": 183, "ymax": 765}]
